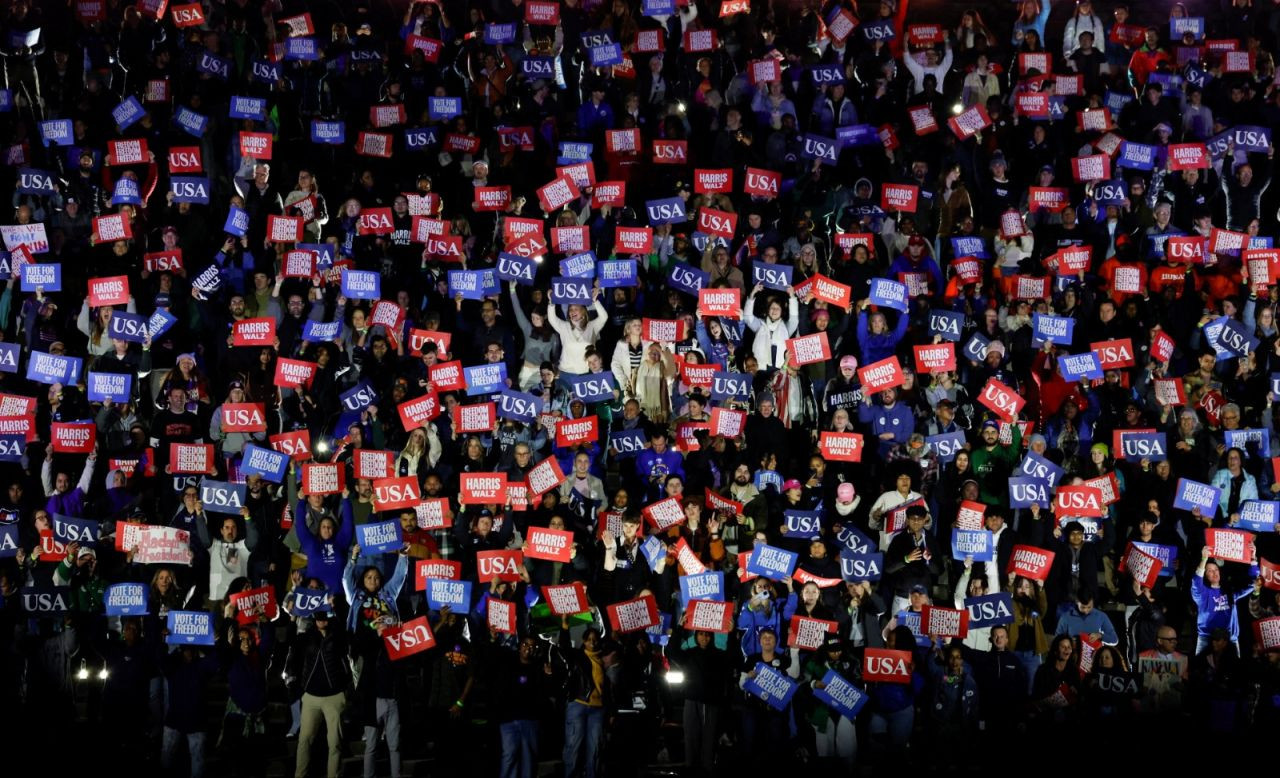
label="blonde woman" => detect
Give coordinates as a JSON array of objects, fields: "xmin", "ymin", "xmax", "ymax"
[
  {"xmin": 395, "ymin": 426, "xmax": 442, "ymax": 477},
  {"xmin": 283, "ymin": 168, "xmax": 329, "ymax": 243},
  {"xmin": 547, "ymin": 287, "xmax": 607, "ymax": 374},
  {"xmin": 610, "ymin": 318, "xmax": 653, "ymax": 400},
  {"xmin": 634, "ymin": 341, "xmax": 678, "ymax": 423}
]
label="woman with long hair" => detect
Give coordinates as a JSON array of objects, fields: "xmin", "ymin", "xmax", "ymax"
[
  {"xmin": 509, "ymin": 282, "xmax": 561, "ymax": 391},
  {"xmin": 155, "ymin": 352, "xmax": 212, "ymax": 411}
]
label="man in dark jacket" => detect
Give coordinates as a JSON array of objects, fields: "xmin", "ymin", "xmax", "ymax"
[
  {"xmin": 287, "ymin": 610, "xmax": 350, "ymax": 778},
  {"xmin": 885, "ymin": 504, "xmax": 944, "ymax": 615},
  {"xmin": 666, "ymin": 626, "xmax": 732, "ymax": 775},
  {"xmin": 1046, "ymin": 521, "xmax": 1101, "ymax": 621},
  {"xmin": 493, "ymin": 635, "xmax": 553, "ymax": 778}
]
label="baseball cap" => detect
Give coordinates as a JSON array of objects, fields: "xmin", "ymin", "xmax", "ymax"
[
  {"xmin": 837, "ymin": 483, "xmax": 855, "ymax": 503},
  {"xmin": 782, "ymin": 479, "xmax": 803, "ymax": 492},
  {"xmin": 908, "ymin": 235, "xmax": 928, "ymax": 247},
  {"xmin": 910, "ymin": 584, "xmax": 929, "ymax": 595},
  {"xmin": 839, "ymin": 355, "xmax": 858, "ymax": 371}
]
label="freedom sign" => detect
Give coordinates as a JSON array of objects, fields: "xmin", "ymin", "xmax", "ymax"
[
  {"xmin": 105, "ymin": 583, "xmax": 148, "ymax": 616},
  {"xmin": 607, "ymin": 594, "xmax": 660, "ymax": 633},
  {"xmin": 951, "ymin": 529, "xmax": 993, "ymax": 562},
  {"xmin": 1205, "ymin": 528, "xmax": 1254, "ymax": 564},
  {"xmin": 167, "ymin": 610, "xmax": 215, "ymax": 645},
  {"xmin": 743, "ymin": 662, "xmax": 799, "ymax": 710},
  {"xmin": 1173, "ymin": 478, "xmax": 1220, "ymax": 514}
]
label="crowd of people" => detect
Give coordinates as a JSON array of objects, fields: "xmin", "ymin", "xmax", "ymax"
[{"xmin": 4, "ymin": 0, "xmax": 1280, "ymax": 775}]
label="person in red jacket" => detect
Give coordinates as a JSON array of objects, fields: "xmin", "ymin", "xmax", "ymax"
[{"xmin": 1127, "ymin": 27, "xmax": 1171, "ymax": 88}]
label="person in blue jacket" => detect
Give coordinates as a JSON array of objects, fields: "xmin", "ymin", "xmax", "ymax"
[
  {"xmin": 859, "ymin": 387, "xmax": 915, "ymax": 460},
  {"xmin": 1191, "ymin": 546, "xmax": 1254, "ymax": 653},
  {"xmin": 1054, "ymin": 590, "xmax": 1119, "ymax": 646},
  {"xmin": 296, "ymin": 512, "xmax": 355, "ymax": 596},
  {"xmin": 634, "ymin": 426, "xmax": 685, "ymax": 503},
  {"xmin": 855, "ymin": 298, "xmax": 908, "ymax": 367},
  {"xmin": 886, "ymin": 236, "xmax": 944, "ymax": 298}
]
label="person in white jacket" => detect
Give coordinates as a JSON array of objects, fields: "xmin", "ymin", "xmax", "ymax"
[
  {"xmin": 955, "ymin": 556, "xmax": 1000, "ymax": 651},
  {"xmin": 903, "ymin": 36, "xmax": 954, "ymax": 95},
  {"xmin": 742, "ymin": 283, "xmax": 798, "ymax": 372},
  {"xmin": 610, "ymin": 318, "xmax": 653, "ymax": 401},
  {"xmin": 195, "ymin": 507, "xmax": 259, "ymax": 604},
  {"xmin": 1062, "ymin": 0, "xmax": 1106, "ymax": 60},
  {"xmin": 547, "ymin": 289, "xmax": 607, "ymax": 375}
]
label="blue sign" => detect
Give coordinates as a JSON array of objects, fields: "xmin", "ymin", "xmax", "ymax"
[
  {"xmin": 800, "ymin": 133, "xmax": 841, "ymax": 165},
  {"xmin": 224, "ymin": 206, "xmax": 250, "ymax": 237},
  {"xmin": 810, "ymin": 64, "xmax": 845, "ymax": 84},
  {"xmin": 838, "ymin": 550, "xmax": 883, "ymax": 582},
  {"xmin": 711, "ymin": 371, "xmax": 751, "ymax": 402},
  {"xmin": 108, "ymin": 311, "xmax": 149, "ymax": 344},
  {"xmin": 284, "ymin": 37, "xmax": 319, "ymax": 61},
  {"xmin": 250, "ymin": 59, "xmax": 281, "ymax": 84},
  {"xmin": 1059, "ymin": 352, "xmax": 1103, "ymax": 381},
  {"xmin": 646, "ymin": 196, "xmax": 686, "ymax": 225},
  {"xmin": 522, "ymin": 56, "xmax": 556, "ymax": 78},
  {"xmin": 588, "ymin": 43, "xmax": 624, "ymax": 67},
  {"xmin": 105, "ymin": 583, "xmax": 148, "ymax": 616},
  {"xmin": 16, "ymin": 167, "xmax": 56, "ymax": 195},
  {"xmin": 166, "ymin": 610, "xmax": 215, "ymax": 645},
  {"xmin": 836, "ymin": 124, "xmax": 881, "ymax": 147},
  {"xmin": 149, "ymin": 308, "xmax": 179, "ymax": 339},
  {"xmin": 610, "ymin": 429, "xmax": 648, "ymax": 458},
  {"xmin": 925, "ymin": 431, "xmax": 965, "ymax": 463},
  {"xmin": 341, "ymin": 269, "xmax": 381, "ymax": 300},
  {"xmin": 964, "ymin": 592, "xmax": 1015, "ymax": 628},
  {"xmin": 485, "ymin": 23, "xmax": 517, "ymax": 44},
  {"xmin": 112, "ymin": 96, "xmax": 145, "ymax": 129},
  {"xmin": 200, "ymin": 480, "xmax": 246, "ymax": 515},
  {"xmin": 951, "ymin": 235, "xmax": 990, "ymax": 259},
  {"xmin": 241, "ymin": 444, "xmax": 290, "ymax": 483},
  {"xmin": 302, "ymin": 320, "xmax": 342, "ymax": 342},
  {"xmin": 835, "ymin": 524, "xmax": 875, "ymax": 554},
  {"xmin": 496, "ymin": 252, "xmax": 537, "ymax": 285},
  {"xmin": 428, "ymin": 96, "xmax": 463, "ymax": 121},
  {"xmin": 550, "ymin": 277, "xmax": 592, "ymax": 305},
  {"xmin": 175, "ymin": 107, "xmax": 209, "ymax": 138},
  {"xmin": 928, "ymin": 309, "xmax": 964, "ymax": 342},
  {"xmin": 1018, "ymin": 451, "xmax": 1064, "ymax": 490},
  {"xmin": 0, "ymin": 435, "xmax": 24, "ymax": 463},
  {"xmin": 746, "ymin": 544, "xmax": 799, "ymax": 580},
  {"xmin": 668, "ymin": 263, "xmax": 708, "ymax": 296},
  {"xmin": 1093, "ymin": 179, "xmax": 1127, "ymax": 206},
  {"xmin": 564, "ymin": 372, "xmax": 617, "ymax": 403},
  {"xmin": 464, "ymin": 363, "xmax": 508, "ymax": 395},
  {"xmin": 111, "ymin": 177, "xmax": 141, "ymax": 206},
  {"xmin": 1031, "ymin": 313, "xmax": 1074, "ymax": 345},
  {"xmin": 311, "ymin": 120, "xmax": 346, "ymax": 145},
  {"xmin": 813, "ymin": 670, "xmax": 868, "ymax": 719},
  {"xmin": 861, "ymin": 19, "xmax": 896, "ymax": 41},
  {"xmin": 356, "ymin": 520, "xmax": 404, "ymax": 554},
  {"xmin": 170, "ymin": 176, "xmax": 211, "ymax": 204},
  {"xmin": 339, "ymin": 381, "xmax": 376, "ymax": 414},
  {"xmin": 1173, "ymin": 478, "xmax": 1220, "ymax": 513},
  {"xmin": 1215, "ymin": 317, "xmax": 1257, "ymax": 357},
  {"xmin": 52, "ymin": 514, "xmax": 99, "ymax": 546},
  {"xmin": 965, "ymin": 332, "xmax": 993, "ymax": 361},
  {"xmin": 1225, "ymin": 428, "xmax": 1270, "ymax": 459},
  {"xmin": 782, "ymin": 510, "xmax": 823, "ymax": 538},
  {"xmin": 752, "ymin": 262, "xmax": 793, "ymax": 291},
  {"xmin": 1117, "ymin": 141, "xmax": 1158, "ymax": 171},
  {"xmin": 20, "ymin": 262, "xmax": 60, "ymax": 292},
  {"xmin": 560, "ymin": 252, "xmax": 596, "ymax": 279},
  {"xmin": 951, "ymin": 529, "xmax": 994, "ymax": 562},
  {"xmin": 1170, "ymin": 17, "xmax": 1204, "ymax": 38},
  {"xmin": 290, "ymin": 588, "xmax": 331, "ymax": 616},
  {"xmin": 743, "ymin": 662, "xmax": 799, "ymax": 711},
  {"xmin": 39, "ymin": 119, "xmax": 73, "ymax": 146},
  {"xmin": 1132, "ymin": 542, "xmax": 1178, "ymax": 577},
  {"xmin": 405, "ymin": 126, "xmax": 440, "ymax": 151},
  {"xmin": 599, "ymin": 259, "xmax": 637, "ymax": 288},
  {"xmin": 497, "ymin": 390, "xmax": 539, "ymax": 423},
  {"xmin": 1238, "ymin": 500, "xmax": 1279, "ymax": 533},
  {"xmin": 87, "ymin": 371, "xmax": 133, "ymax": 403},
  {"xmin": 869, "ymin": 278, "xmax": 908, "ymax": 312},
  {"xmin": 229, "ymin": 95, "xmax": 267, "ymax": 120},
  {"xmin": 425, "ymin": 579, "xmax": 472, "ymax": 611},
  {"xmin": 557, "ymin": 141, "xmax": 594, "ymax": 165},
  {"xmin": 640, "ymin": 534, "xmax": 665, "ymax": 568},
  {"xmin": 449, "ymin": 269, "xmax": 498, "ymax": 301},
  {"xmin": 641, "ymin": 0, "xmax": 675, "ymax": 14},
  {"xmin": 26, "ymin": 352, "xmax": 80, "ymax": 385},
  {"xmin": 0, "ymin": 523, "xmax": 15, "ymax": 556},
  {"xmin": 1009, "ymin": 477, "xmax": 1052, "ymax": 508},
  {"xmin": 679, "ymin": 571, "xmax": 724, "ymax": 607}
]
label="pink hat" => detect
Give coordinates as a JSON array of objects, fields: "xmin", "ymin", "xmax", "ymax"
[
  {"xmin": 783, "ymin": 479, "xmax": 803, "ymax": 492},
  {"xmin": 837, "ymin": 483, "xmax": 855, "ymax": 502},
  {"xmin": 839, "ymin": 355, "xmax": 858, "ymax": 371}
]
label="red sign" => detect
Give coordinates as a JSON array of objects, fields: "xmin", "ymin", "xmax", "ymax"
[
  {"xmin": 301, "ymin": 463, "xmax": 345, "ymax": 495},
  {"xmin": 460, "ymin": 473, "xmax": 508, "ymax": 505},
  {"xmin": 863, "ymin": 648, "xmax": 913, "ymax": 683},
  {"xmin": 537, "ymin": 176, "xmax": 580, "ymax": 212},
  {"xmin": 913, "ymin": 343, "xmax": 956, "ymax": 373},
  {"xmin": 144, "ymin": 250, "xmax": 183, "ymax": 272},
  {"xmin": 683, "ymin": 600, "xmax": 734, "ymax": 633},
  {"xmin": 383, "ymin": 616, "xmax": 436, "ymax": 660},
  {"xmin": 221, "ymin": 403, "xmax": 266, "ymax": 433},
  {"xmin": 1167, "ymin": 143, "xmax": 1210, "ymax": 170},
  {"xmin": 414, "ymin": 559, "xmax": 462, "ymax": 589},
  {"xmin": 697, "ymin": 207, "xmax": 737, "ymax": 238},
  {"xmin": 1071, "ymin": 154, "xmax": 1110, "ymax": 182},
  {"xmin": 1054, "ymin": 485, "xmax": 1105, "ymax": 517},
  {"xmin": 476, "ymin": 549, "xmax": 525, "ymax": 582},
  {"xmin": 948, "ymin": 104, "xmax": 991, "ymax": 139},
  {"xmin": 429, "ymin": 361, "xmax": 465, "ymax": 392},
  {"xmin": 555, "ymin": 416, "xmax": 599, "ymax": 447},
  {"xmin": 543, "ymin": 582, "xmax": 589, "ymax": 615},
  {"xmin": 651, "ymin": 140, "xmax": 688, "ymax": 164},
  {"xmin": 880, "ymin": 183, "xmax": 920, "ymax": 212},
  {"xmin": 488, "ymin": 599, "xmax": 518, "ymax": 633},
  {"xmin": 643, "ymin": 496, "xmax": 686, "ymax": 530},
  {"xmin": 229, "ymin": 586, "xmax": 278, "ymax": 624},
  {"xmin": 353, "ymin": 450, "xmax": 394, "ymax": 481},
  {"xmin": 356, "ymin": 207, "xmax": 394, "ymax": 235},
  {"xmin": 787, "ymin": 332, "xmax": 832, "ymax": 366},
  {"xmin": 744, "ymin": 167, "xmax": 780, "ymax": 198},
  {"xmin": 50, "ymin": 423, "xmax": 95, "ymax": 454},
  {"xmin": 1119, "ymin": 543, "xmax": 1163, "ymax": 589},
  {"xmin": 607, "ymin": 594, "xmax": 660, "ymax": 633},
  {"xmin": 1091, "ymin": 338, "xmax": 1135, "ymax": 369},
  {"xmin": 642, "ymin": 318, "xmax": 684, "ymax": 342},
  {"xmin": 232, "ymin": 317, "xmax": 276, "ymax": 347},
  {"xmin": 694, "ymin": 168, "xmax": 733, "ymax": 193},
  {"xmin": 788, "ymin": 615, "xmax": 838, "ymax": 649},
  {"xmin": 93, "ymin": 214, "xmax": 132, "ymax": 242},
  {"xmin": 106, "ymin": 138, "xmax": 147, "ymax": 166},
  {"xmin": 1007, "ymin": 544, "xmax": 1055, "ymax": 581},
  {"xmin": 474, "ymin": 186, "xmax": 512, "ymax": 212},
  {"xmin": 697, "ymin": 288, "xmax": 740, "ymax": 318},
  {"xmin": 239, "ymin": 131, "xmax": 273, "ymax": 159},
  {"xmin": 373, "ymin": 476, "xmax": 421, "ymax": 512},
  {"xmin": 921, "ymin": 605, "xmax": 969, "ymax": 638},
  {"xmin": 818, "ymin": 431, "xmax": 864, "ymax": 462},
  {"xmin": 169, "ymin": 443, "xmax": 213, "ymax": 474},
  {"xmin": 356, "ymin": 132, "xmax": 393, "ymax": 158},
  {"xmin": 453, "ymin": 402, "xmax": 496, "ymax": 435},
  {"xmin": 527, "ymin": 456, "xmax": 565, "ymax": 496},
  {"xmin": 1206, "ymin": 528, "xmax": 1255, "ymax": 564},
  {"xmin": 88, "ymin": 276, "xmax": 130, "ymax": 307},
  {"xmin": 526, "ymin": 526, "xmax": 574, "ymax": 563},
  {"xmin": 616, "ymin": 226, "xmax": 654, "ymax": 254},
  {"xmin": 397, "ymin": 393, "xmax": 440, "ymax": 431},
  {"xmin": 270, "ymin": 430, "xmax": 311, "ymax": 461},
  {"xmin": 709, "ymin": 407, "xmax": 746, "ymax": 438},
  {"xmin": 858, "ymin": 355, "xmax": 905, "ymax": 393},
  {"xmin": 168, "ymin": 146, "xmax": 202, "ymax": 173},
  {"xmin": 170, "ymin": 2, "xmax": 205, "ymax": 27},
  {"xmin": 977, "ymin": 377, "xmax": 1025, "ymax": 421}
]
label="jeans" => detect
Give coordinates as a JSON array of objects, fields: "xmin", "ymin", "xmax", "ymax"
[
  {"xmin": 682, "ymin": 700, "xmax": 721, "ymax": 773},
  {"xmin": 161, "ymin": 728, "xmax": 206, "ymax": 778},
  {"xmin": 363, "ymin": 697, "xmax": 402, "ymax": 778},
  {"xmin": 296, "ymin": 692, "xmax": 346, "ymax": 778},
  {"xmin": 563, "ymin": 701, "xmax": 604, "ymax": 778},
  {"xmin": 1013, "ymin": 650, "xmax": 1042, "ymax": 696},
  {"xmin": 813, "ymin": 714, "xmax": 857, "ymax": 769},
  {"xmin": 869, "ymin": 705, "xmax": 913, "ymax": 752},
  {"xmin": 499, "ymin": 719, "xmax": 539, "ymax": 778}
]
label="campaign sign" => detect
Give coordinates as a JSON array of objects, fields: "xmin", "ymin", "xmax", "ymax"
[
  {"xmin": 1206, "ymin": 528, "xmax": 1254, "ymax": 564},
  {"xmin": 752, "ymin": 262, "xmax": 793, "ymax": 291},
  {"xmin": 679, "ymin": 571, "xmax": 725, "ymax": 607},
  {"xmin": 341, "ymin": 269, "xmax": 380, "ymax": 300},
  {"xmin": 951, "ymin": 529, "xmax": 994, "ymax": 562},
  {"xmin": 869, "ymin": 278, "xmax": 908, "ymax": 312},
  {"xmin": 838, "ymin": 550, "xmax": 883, "ymax": 582},
  {"xmin": 425, "ymin": 579, "xmax": 472, "ymax": 612},
  {"xmin": 26, "ymin": 352, "xmax": 80, "ymax": 385},
  {"xmin": 813, "ymin": 670, "xmax": 868, "ymax": 720},
  {"xmin": 201, "ymin": 480, "xmax": 246, "ymax": 515},
  {"xmin": 1031, "ymin": 313, "xmax": 1074, "ymax": 346},
  {"xmin": 1238, "ymin": 501, "xmax": 1280, "ymax": 533},
  {"xmin": 743, "ymin": 662, "xmax": 799, "ymax": 710},
  {"xmin": 87, "ymin": 371, "xmax": 132, "ymax": 403},
  {"xmin": 240, "ymin": 444, "xmax": 289, "ymax": 483},
  {"xmin": 1009, "ymin": 477, "xmax": 1052, "ymax": 508},
  {"xmin": 357, "ymin": 520, "xmax": 404, "ymax": 555},
  {"xmin": 607, "ymin": 594, "xmax": 659, "ymax": 633},
  {"xmin": 928, "ymin": 309, "xmax": 965, "ymax": 342},
  {"xmin": 166, "ymin": 610, "xmax": 215, "ymax": 645},
  {"xmin": 1172, "ymin": 478, "xmax": 1220, "ymax": 514},
  {"xmin": 1059, "ymin": 353, "xmax": 1103, "ymax": 382},
  {"xmin": 746, "ymin": 544, "xmax": 798, "ymax": 581},
  {"xmin": 464, "ymin": 363, "xmax": 507, "ymax": 395},
  {"xmin": 105, "ymin": 583, "xmax": 148, "ymax": 616},
  {"xmin": 964, "ymin": 592, "xmax": 1014, "ymax": 629},
  {"xmin": 384, "ymin": 617, "xmax": 436, "ymax": 660},
  {"xmin": 1007, "ymin": 545, "xmax": 1054, "ymax": 581},
  {"xmin": 863, "ymin": 648, "xmax": 912, "ymax": 683},
  {"xmin": 290, "ymin": 588, "xmax": 330, "ymax": 616}
]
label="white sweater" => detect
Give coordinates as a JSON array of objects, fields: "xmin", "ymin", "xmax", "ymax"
[{"xmin": 548, "ymin": 299, "xmax": 607, "ymax": 375}]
